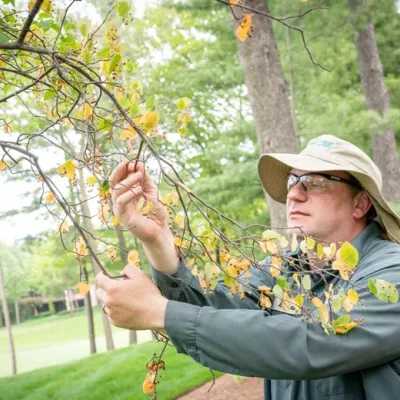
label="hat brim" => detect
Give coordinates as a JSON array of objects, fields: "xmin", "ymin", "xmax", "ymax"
[{"xmin": 258, "ymin": 153, "xmax": 400, "ymax": 244}]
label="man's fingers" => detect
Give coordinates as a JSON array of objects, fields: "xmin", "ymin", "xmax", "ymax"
[
  {"xmin": 95, "ymin": 272, "xmax": 117, "ymax": 292},
  {"xmin": 109, "ymin": 161, "xmax": 145, "ymax": 188},
  {"xmin": 114, "ymin": 187, "xmax": 144, "ymax": 214},
  {"xmin": 96, "ymin": 286, "xmax": 107, "ymax": 304},
  {"xmin": 111, "ymin": 173, "xmax": 143, "ymax": 205},
  {"xmin": 122, "ymin": 264, "xmax": 143, "ymax": 279}
]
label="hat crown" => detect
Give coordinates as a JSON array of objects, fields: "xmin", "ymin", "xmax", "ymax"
[{"xmin": 302, "ymin": 135, "xmax": 382, "ymax": 189}]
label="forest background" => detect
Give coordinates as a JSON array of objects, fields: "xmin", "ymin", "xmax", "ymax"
[{"xmin": 0, "ymin": 0, "xmax": 399, "ymax": 386}]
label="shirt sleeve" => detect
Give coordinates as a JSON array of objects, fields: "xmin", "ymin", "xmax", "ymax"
[
  {"xmin": 152, "ymin": 256, "xmax": 274, "ymax": 310},
  {"xmin": 164, "ymin": 264, "xmax": 400, "ymax": 380}
]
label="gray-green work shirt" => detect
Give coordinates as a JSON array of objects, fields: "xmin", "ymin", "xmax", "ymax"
[{"xmin": 152, "ymin": 222, "xmax": 400, "ymax": 400}]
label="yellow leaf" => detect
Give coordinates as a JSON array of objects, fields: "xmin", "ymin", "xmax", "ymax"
[
  {"xmin": 294, "ymin": 293, "xmax": 304, "ymax": 308},
  {"xmin": 174, "ymin": 237, "xmax": 183, "ymax": 247},
  {"xmin": 57, "ymin": 219, "xmax": 69, "ymax": 233},
  {"xmin": 333, "ymin": 260, "xmax": 349, "ymax": 281},
  {"xmin": 280, "ymin": 236, "xmax": 289, "ymax": 249},
  {"xmin": 0, "ymin": 161, "xmax": 8, "ymax": 171},
  {"xmin": 291, "ymin": 233, "xmax": 298, "ymax": 252},
  {"xmin": 3, "ymin": 124, "xmax": 12, "ymax": 134},
  {"xmin": 128, "ymin": 250, "xmax": 140, "ymax": 265},
  {"xmin": 74, "ymin": 237, "xmax": 88, "ymax": 257},
  {"xmin": 175, "ymin": 214, "xmax": 184, "ymax": 228},
  {"xmin": 112, "ymin": 216, "xmax": 120, "ymax": 227},
  {"xmin": 45, "ymin": 192, "xmax": 55, "ymax": 203},
  {"xmin": 312, "ymin": 297, "xmax": 323, "ymax": 308},
  {"xmin": 84, "ymin": 103, "xmax": 92, "ymax": 119},
  {"xmin": 335, "ymin": 321, "xmax": 359, "ymax": 335},
  {"xmin": 236, "ymin": 14, "xmax": 252, "ymax": 42},
  {"xmin": 260, "ymin": 293, "xmax": 272, "ymax": 309},
  {"xmin": 57, "ymin": 159, "xmax": 76, "ymax": 181},
  {"xmin": 319, "ymin": 304, "xmax": 330, "ymax": 324},
  {"xmin": 229, "ymin": 0, "xmax": 240, "ymax": 4},
  {"xmin": 120, "ymin": 125, "xmax": 136, "ymax": 140},
  {"xmin": 142, "ymin": 201, "xmax": 153, "ymax": 215},
  {"xmin": 339, "ymin": 267, "xmax": 349, "ymax": 281},
  {"xmin": 293, "ymin": 272, "xmax": 300, "ymax": 286},
  {"xmin": 343, "ymin": 296, "xmax": 354, "ymax": 312},
  {"xmin": 270, "ymin": 265, "xmax": 281, "ymax": 277},
  {"xmin": 306, "ymin": 237, "xmax": 316, "ymax": 250},
  {"xmin": 86, "ymin": 175, "xmax": 98, "ymax": 185},
  {"xmin": 75, "ymin": 282, "xmax": 90, "ymax": 296},
  {"xmin": 266, "ymin": 240, "xmax": 278, "ymax": 254},
  {"xmin": 140, "ymin": 110, "xmax": 159, "ymax": 133},
  {"xmin": 143, "ymin": 373, "xmax": 156, "ymax": 394},
  {"xmin": 300, "ymin": 240, "xmax": 307, "ymax": 253},
  {"xmin": 317, "ymin": 243, "xmax": 324, "ymax": 260},
  {"xmin": 262, "ymin": 229, "xmax": 281, "ymax": 241},
  {"xmin": 107, "ymin": 247, "xmax": 117, "ymax": 263},
  {"xmin": 347, "ymin": 288, "xmax": 359, "ymax": 305},
  {"xmin": 258, "ymin": 285, "xmax": 272, "ymax": 294},
  {"xmin": 339, "ymin": 242, "xmax": 359, "ymax": 270}
]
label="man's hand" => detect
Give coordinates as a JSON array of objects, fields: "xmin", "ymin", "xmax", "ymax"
[
  {"xmin": 109, "ymin": 160, "xmax": 169, "ymax": 244},
  {"xmin": 95, "ymin": 265, "xmax": 168, "ymax": 331},
  {"xmin": 109, "ymin": 160, "xmax": 179, "ymax": 273}
]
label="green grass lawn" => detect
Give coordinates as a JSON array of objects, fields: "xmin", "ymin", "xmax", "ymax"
[
  {"xmin": 0, "ymin": 308, "xmax": 115, "ymax": 353},
  {"xmin": 0, "ymin": 340, "xmax": 222, "ymax": 400},
  {"xmin": 0, "ymin": 307, "xmax": 152, "ymax": 376}
]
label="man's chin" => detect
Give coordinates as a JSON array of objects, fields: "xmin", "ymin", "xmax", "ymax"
[{"xmin": 286, "ymin": 225, "xmax": 307, "ymax": 239}]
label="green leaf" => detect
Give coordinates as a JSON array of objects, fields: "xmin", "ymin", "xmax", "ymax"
[
  {"xmin": 277, "ymin": 275, "xmax": 287, "ymax": 289},
  {"xmin": 64, "ymin": 22, "xmax": 75, "ymax": 31},
  {"xmin": 389, "ymin": 289, "xmax": 399, "ymax": 304},
  {"xmin": 109, "ymin": 53, "xmax": 122, "ymax": 73},
  {"xmin": 332, "ymin": 296, "xmax": 342, "ymax": 313},
  {"xmin": 368, "ymin": 278, "xmax": 377, "ymax": 295},
  {"xmin": 44, "ymin": 89, "xmax": 56, "ymax": 101},
  {"xmin": 118, "ymin": 1, "xmax": 130, "ymax": 18},
  {"xmin": 146, "ymin": 95, "xmax": 156, "ymax": 110},
  {"xmin": 302, "ymin": 275, "xmax": 311, "ymax": 291},
  {"xmin": 97, "ymin": 47, "xmax": 110, "ymax": 59},
  {"xmin": 101, "ymin": 180, "xmax": 110, "ymax": 192},
  {"xmin": 339, "ymin": 242, "xmax": 359, "ymax": 270},
  {"xmin": 177, "ymin": 97, "xmax": 191, "ymax": 110},
  {"xmin": 83, "ymin": 51, "xmax": 93, "ymax": 65},
  {"xmin": 332, "ymin": 314, "xmax": 351, "ymax": 332},
  {"xmin": 0, "ymin": 32, "xmax": 9, "ymax": 43},
  {"xmin": 2, "ymin": 0, "xmax": 16, "ymax": 6},
  {"xmin": 335, "ymin": 314, "xmax": 351, "ymax": 326},
  {"xmin": 224, "ymin": 274, "xmax": 233, "ymax": 288},
  {"xmin": 80, "ymin": 23, "xmax": 88, "ymax": 37},
  {"xmin": 130, "ymin": 102, "xmax": 139, "ymax": 117},
  {"xmin": 125, "ymin": 60, "xmax": 134, "ymax": 73},
  {"xmin": 272, "ymin": 284, "xmax": 282, "ymax": 298}
]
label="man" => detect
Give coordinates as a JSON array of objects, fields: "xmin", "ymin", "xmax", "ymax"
[{"xmin": 95, "ymin": 135, "xmax": 400, "ymax": 400}]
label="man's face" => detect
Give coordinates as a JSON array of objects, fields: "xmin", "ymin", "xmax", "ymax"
[{"xmin": 286, "ymin": 169, "xmax": 359, "ymax": 242}]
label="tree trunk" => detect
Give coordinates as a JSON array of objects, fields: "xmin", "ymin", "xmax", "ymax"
[
  {"xmin": 116, "ymin": 230, "xmax": 138, "ymax": 345},
  {"xmin": 348, "ymin": 0, "xmax": 400, "ymax": 201},
  {"xmin": 0, "ymin": 306, "xmax": 4, "ymax": 327},
  {"xmin": 82, "ymin": 265, "xmax": 97, "ymax": 355},
  {"xmin": 77, "ymin": 167, "xmax": 115, "ymax": 351},
  {"xmin": 233, "ymin": 0, "xmax": 299, "ymax": 227},
  {"xmin": 14, "ymin": 300, "xmax": 20, "ymax": 324},
  {"xmin": 0, "ymin": 263, "xmax": 17, "ymax": 375}
]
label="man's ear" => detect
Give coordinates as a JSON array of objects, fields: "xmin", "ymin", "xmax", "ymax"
[{"xmin": 353, "ymin": 191, "xmax": 372, "ymax": 220}]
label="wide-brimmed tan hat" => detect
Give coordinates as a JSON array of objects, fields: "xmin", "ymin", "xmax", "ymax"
[{"xmin": 258, "ymin": 134, "xmax": 400, "ymax": 244}]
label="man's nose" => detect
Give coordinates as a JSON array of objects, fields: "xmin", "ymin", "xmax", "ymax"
[{"xmin": 287, "ymin": 181, "xmax": 307, "ymax": 202}]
